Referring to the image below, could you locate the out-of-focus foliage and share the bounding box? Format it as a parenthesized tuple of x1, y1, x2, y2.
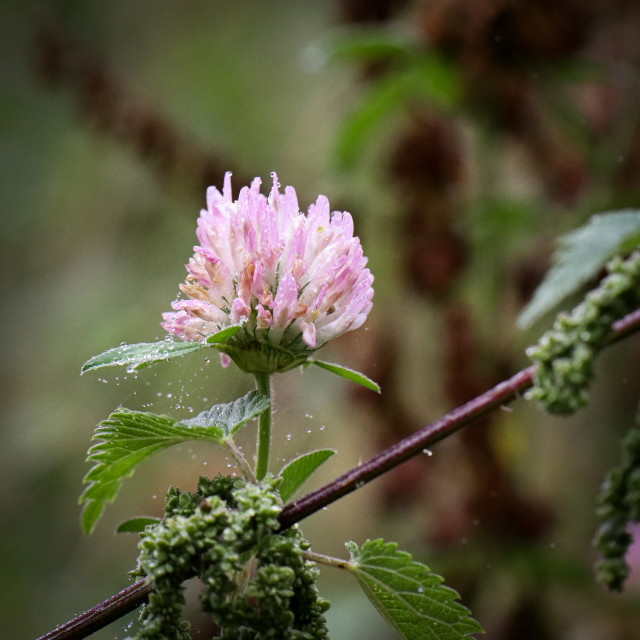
(313, 26, 462, 168)
(519, 211, 640, 328)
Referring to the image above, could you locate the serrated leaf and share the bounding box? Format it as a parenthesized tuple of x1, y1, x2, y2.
(310, 360, 380, 393)
(278, 449, 335, 502)
(79, 391, 266, 534)
(181, 390, 269, 437)
(347, 539, 483, 640)
(81, 340, 209, 374)
(81, 501, 104, 538)
(116, 517, 161, 533)
(518, 210, 640, 328)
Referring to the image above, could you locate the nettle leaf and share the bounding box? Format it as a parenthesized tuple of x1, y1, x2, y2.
(80, 391, 267, 534)
(309, 360, 380, 393)
(347, 539, 483, 640)
(116, 517, 161, 533)
(278, 449, 335, 502)
(518, 210, 640, 328)
(181, 389, 270, 438)
(81, 340, 209, 373)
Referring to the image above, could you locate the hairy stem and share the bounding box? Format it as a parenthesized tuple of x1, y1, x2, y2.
(254, 372, 272, 481)
(35, 308, 640, 640)
(223, 438, 256, 482)
(303, 549, 352, 570)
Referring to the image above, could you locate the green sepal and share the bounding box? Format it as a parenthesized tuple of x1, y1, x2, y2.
(116, 517, 161, 533)
(278, 449, 336, 502)
(346, 539, 483, 640)
(309, 360, 380, 393)
(205, 324, 243, 344)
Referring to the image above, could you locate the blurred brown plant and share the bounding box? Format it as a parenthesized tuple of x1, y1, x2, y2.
(32, 18, 252, 202)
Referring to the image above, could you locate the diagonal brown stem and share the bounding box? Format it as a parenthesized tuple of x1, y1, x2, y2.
(35, 308, 640, 640)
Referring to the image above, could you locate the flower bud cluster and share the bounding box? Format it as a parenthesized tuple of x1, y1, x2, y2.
(129, 475, 329, 639)
(526, 251, 640, 414)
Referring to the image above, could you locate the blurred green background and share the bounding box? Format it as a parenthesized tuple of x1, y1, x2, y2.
(3, 1, 640, 638)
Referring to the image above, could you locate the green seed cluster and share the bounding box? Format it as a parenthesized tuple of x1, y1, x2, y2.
(594, 414, 640, 591)
(526, 251, 640, 414)
(128, 475, 329, 639)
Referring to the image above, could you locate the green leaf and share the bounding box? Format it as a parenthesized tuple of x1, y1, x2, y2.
(205, 324, 243, 344)
(278, 449, 335, 502)
(81, 326, 243, 374)
(309, 360, 380, 393)
(79, 391, 267, 534)
(116, 517, 161, 533)
(310, 25, 418, 66)
(347, 539, 483, 640)
(81, 340, 209, 373)
(335, 56, 461, 168)
(518, 210, 640, 328)
(181, 389, 270, 437)
(80, 501, 104, 538)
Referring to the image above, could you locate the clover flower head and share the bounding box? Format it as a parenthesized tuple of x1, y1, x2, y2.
(161, 172, 374, 374)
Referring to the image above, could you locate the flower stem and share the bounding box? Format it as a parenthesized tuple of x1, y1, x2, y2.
(254, 372, 272, 481)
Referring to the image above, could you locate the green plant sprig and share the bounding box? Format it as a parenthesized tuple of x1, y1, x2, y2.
(129, 475, 329, 640)
(526, 250, 640, 414)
